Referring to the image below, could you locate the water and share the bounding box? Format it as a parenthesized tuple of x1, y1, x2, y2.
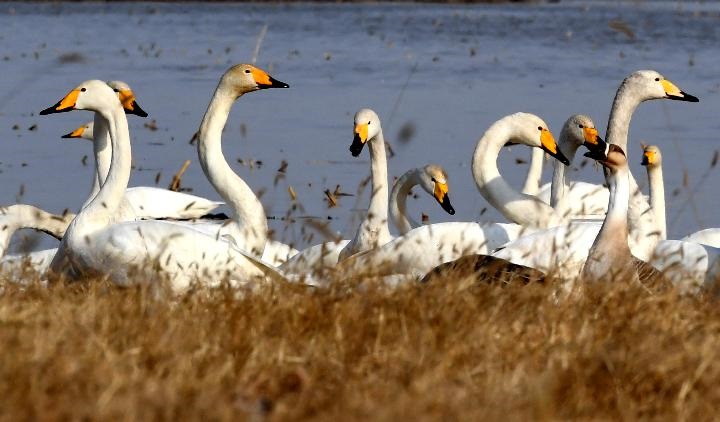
(1, 1, 718, 252)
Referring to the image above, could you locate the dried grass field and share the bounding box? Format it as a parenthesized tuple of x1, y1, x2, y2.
(1, 273, 718, 420)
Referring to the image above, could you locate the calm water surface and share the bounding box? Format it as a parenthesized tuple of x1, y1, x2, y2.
(0, 1, 719, 251)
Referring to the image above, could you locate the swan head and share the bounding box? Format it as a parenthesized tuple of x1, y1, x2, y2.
(61, 121, 94, 140)
(40, 80, 119, 115)
(561, 114, 606, 154)
(641, 145, 662, 167)
(584, 143, 627, 173)
(624, 70, 699, 103)
(107, 80, 148, 117)
(419, 164, 455, 215)
(506, 112, 570, 166)
(220, 64, 289, 97)
(350, 108, 381, 157)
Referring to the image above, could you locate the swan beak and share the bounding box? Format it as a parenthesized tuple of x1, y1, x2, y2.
(641, 150, 654, 166)
(582, 127, 608, 153)
(350, 123, 369, 157)
(39, 89, 80, 115)
(61, 125, 85, 139)
(662, 79, 699, 102)
(118, 89, 148, 117)
(540, 128, 570, 166)
(251, 67, 289, 89)
(434, 182, 455, 215)
(584, 142, 611, 162)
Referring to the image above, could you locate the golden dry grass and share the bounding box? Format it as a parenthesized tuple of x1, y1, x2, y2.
(0, 276, 719, 421)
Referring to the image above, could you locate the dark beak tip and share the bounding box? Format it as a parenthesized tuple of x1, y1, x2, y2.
(39, 107, 53, 115)
(61, 134, 72, 139)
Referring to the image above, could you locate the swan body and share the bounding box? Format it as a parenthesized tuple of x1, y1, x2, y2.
(649, 240, 720, 293)
(43, 69, 288, 290)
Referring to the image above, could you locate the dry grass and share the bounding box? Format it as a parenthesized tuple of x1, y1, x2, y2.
(0, 275, 719, 421)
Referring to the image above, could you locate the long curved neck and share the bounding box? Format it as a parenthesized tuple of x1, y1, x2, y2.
(606, 81, 642, 152)
(0, 205, 72, 256)
(522, 148, 544, 196)
(389, 169, 421, 235)
(647, 164, 666, 240)
(549, 129, 582, 207)
(472, 121, 558, 228)
(197, 84, 267, 257)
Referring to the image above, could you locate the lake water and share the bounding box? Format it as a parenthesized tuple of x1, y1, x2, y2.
(1, 1, 719, 252)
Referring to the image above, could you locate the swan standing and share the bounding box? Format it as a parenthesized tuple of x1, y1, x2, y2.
(41, 74, 285, 290)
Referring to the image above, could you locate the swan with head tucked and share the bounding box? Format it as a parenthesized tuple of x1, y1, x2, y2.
(41, 70, 287, 290)
(63, 120, 225, 220)
(331, 112, 571, 280)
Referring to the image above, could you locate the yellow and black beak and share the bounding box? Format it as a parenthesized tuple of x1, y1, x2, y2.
(539, 128, 570, 166)
(350, 123, 369, 157)
(39, 89, 80, 115)
(118, 89, 148, 117)
(584, 142, 611, 163)
(641, 150, 654, 166)
(662, 79, 699, 102)
(433, 181, 455, 215)
(61, 125, 85, 139)
(251, 67, 289, 89)
(582, 126, 608, 154)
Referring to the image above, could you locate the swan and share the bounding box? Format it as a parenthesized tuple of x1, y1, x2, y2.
(40, 71, 287, 291)
(331, 112, 571, 280)
(641, 144, 666, 240)
(280, 164, 456, 274)
(389, 164, 455, 235)
(338, 108, 393, 259)
(536, 115, 608, 216)
(62, 120, 225, 220)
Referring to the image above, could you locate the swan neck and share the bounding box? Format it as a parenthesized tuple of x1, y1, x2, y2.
(522, 148, 544, 195)
(647, 165, 666, 240)
(549, 130, 581, 207)
(79, 106, 131, 226)
(389, 169, 421, 235)
(472, 120, 557, 227)
(606, 82, 641, 151)
(367, 130, 389, 225)
(593, 168, 631, 256)
(0, 205, 69, 256)
(197, 84, 267, 256)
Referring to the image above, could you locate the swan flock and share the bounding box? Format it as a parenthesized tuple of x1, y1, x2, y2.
(2, 65, 715, 294)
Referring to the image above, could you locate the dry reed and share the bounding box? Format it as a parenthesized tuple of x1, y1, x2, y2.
(0, 274, 719, 421)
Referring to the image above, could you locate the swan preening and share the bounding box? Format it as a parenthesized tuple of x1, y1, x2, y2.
(3, 66, 713, 295)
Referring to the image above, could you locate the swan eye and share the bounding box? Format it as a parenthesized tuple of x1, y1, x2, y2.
(244, 69, 251, 74)
(368, 121, 371, 125)
(431, 177, 436, 182)
(537, 126, 542, 131)
(578, 124, 584, 129)
(113, 88, 119, 92)
(655, 77, 660, 81)
(80, 88, 86, 92)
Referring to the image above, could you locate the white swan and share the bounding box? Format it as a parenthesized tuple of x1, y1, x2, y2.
(390, 164, 455, 235)
(521, 147, 545, 196)
(41, 72, 287, 291)
(641, 144, 666, 240)
(338, 108, 393, 259)
(62, 120, 225, 220)
(536, 114, 608, 216)
(332, 112, 570, 279)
